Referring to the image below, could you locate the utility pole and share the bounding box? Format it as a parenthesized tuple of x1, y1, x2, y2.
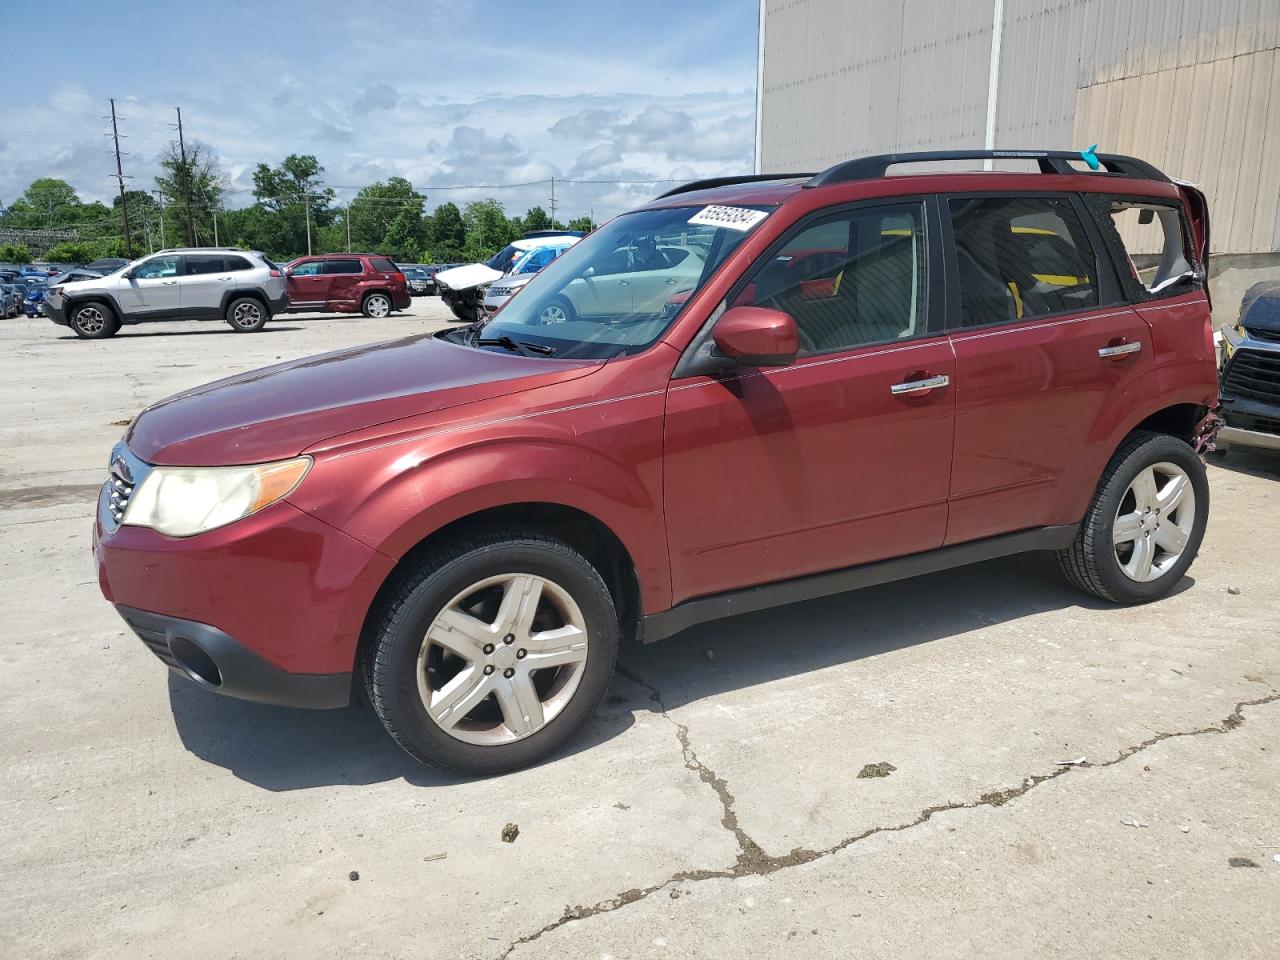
(155, 191, 166, 249)
(304, 193, 312, 255)
(212, 211, 218, 246)
(548, 177, 558, 227)
(174, 107, 196, 246)
(346, 203, 352, 252)
(109, 98, 133, 257)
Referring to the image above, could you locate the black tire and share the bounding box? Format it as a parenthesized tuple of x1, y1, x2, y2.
(537, 294, 577, 326)
(362, 292, 392, 319)
(1057, 430, 1209, 603)
(69, 301, 120, 339)
(448, 300, 476, 322)
(225, 296, 268, 332)
(362, 528, 619, 774)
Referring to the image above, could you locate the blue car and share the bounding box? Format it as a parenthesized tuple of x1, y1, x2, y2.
(21, 277, 48, 317)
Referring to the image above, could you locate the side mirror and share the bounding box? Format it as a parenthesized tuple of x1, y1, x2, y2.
(712, 306, 798, 367)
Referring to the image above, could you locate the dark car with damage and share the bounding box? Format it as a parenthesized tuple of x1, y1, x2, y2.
(1218, 281, 1280, 452)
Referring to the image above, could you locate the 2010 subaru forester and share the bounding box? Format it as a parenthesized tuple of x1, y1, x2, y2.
(94, 149, 1219, 774)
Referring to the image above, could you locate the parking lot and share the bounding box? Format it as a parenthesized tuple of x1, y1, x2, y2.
(2, 302, 1278, 959)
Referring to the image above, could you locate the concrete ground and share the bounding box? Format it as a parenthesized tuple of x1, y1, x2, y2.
(1, 300, 1278, 959)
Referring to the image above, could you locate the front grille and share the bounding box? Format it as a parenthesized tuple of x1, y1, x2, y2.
(1222, 348, 1280, 403)
(107, 461, 135, 524)
(1245, 326, 1280, 344)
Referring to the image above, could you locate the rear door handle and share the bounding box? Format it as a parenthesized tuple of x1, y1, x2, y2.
(161, 280, 178, 285)
(890, 374, 950, 396)
(1098, 341, 1142, 358)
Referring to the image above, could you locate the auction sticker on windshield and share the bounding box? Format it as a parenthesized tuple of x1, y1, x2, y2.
(687, 205, 769, 231)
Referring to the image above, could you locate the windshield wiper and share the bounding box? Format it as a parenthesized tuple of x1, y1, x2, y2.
(476, 334, 556, 357)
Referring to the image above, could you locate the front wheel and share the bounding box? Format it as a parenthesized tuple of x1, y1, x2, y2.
(70, 301, 120, 339)
(537, 295, 576, 326)
(226, 296, 268, 332)
(362, 292, 392, 318)
(363, 529, 619, 774)
(1058, 431, 1209, 603)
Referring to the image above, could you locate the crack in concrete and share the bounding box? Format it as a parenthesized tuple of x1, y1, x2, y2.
(497, 676, 1279, 960)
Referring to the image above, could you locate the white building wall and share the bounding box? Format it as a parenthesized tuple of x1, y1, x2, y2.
(759, 0, 1280, 255)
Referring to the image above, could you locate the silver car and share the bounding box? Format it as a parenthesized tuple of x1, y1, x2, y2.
(45, 248, 289, 340)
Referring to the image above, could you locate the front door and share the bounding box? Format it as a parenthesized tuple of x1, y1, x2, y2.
(287, 259, 331, 309)
(118, 255, 182, 319)
(941, 193, 1153, 543)
(663, 199, 955, 603)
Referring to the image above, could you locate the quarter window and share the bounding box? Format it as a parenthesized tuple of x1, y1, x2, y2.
(735, 202, 927, 354)
(369, 257, 397, 272)
(323, 259, 364, 275)
(1101, 200, 1195, 299)
(948, 196, 1100, 326)
(224, 255, 253, 272)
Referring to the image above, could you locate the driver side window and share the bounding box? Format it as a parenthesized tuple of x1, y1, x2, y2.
(134, 256, 179, 280)
(736, 202, 928, 354)
(290, 261, 322, 276)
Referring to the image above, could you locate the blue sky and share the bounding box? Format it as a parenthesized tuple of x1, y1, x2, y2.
(3, 0, 760, 220)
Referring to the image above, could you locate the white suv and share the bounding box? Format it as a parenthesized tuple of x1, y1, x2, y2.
(45, 248, 289, 339)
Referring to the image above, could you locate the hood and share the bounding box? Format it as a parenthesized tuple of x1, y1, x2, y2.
(1240, 281, 1280, 334)
(126, 334, 602, 465)
(436, 262, 502, 291)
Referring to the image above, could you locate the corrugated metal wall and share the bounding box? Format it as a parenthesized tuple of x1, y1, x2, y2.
(760, 0, 1280, 253)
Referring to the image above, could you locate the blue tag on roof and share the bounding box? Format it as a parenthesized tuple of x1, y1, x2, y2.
(1080, 144, 1101, 171)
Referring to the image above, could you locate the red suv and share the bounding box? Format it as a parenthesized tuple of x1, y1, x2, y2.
(94, 150, 1218, 774)
(284, 253, 410, 318)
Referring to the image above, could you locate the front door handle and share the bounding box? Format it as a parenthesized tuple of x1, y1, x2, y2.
(161, 280, 178, 285)
(890, 374, 951, 396)
(1098, 341, 1142, 359)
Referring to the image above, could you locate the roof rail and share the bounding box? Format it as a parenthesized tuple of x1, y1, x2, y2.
(655, 173, 816, 199)
(806, 150, 1170, 187)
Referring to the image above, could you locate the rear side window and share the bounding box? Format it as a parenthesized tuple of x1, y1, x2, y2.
(224, 255, 253, 272)
(369, 257, 397, 273)
(1099, 199, 1195, 300)
(183, 256, 224, 275)
(736, 201, 927, 354)
(948, 196, 1100, 326)
(323, 259, 364, 275)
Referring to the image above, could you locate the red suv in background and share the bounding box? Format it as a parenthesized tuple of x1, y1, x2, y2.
(284, 253, 410, 318)
(94, 150, 1218, 775)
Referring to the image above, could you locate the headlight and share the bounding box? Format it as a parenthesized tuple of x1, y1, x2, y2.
(123, 457, 311, 537)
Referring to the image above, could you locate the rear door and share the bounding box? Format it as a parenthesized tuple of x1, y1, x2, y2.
(323, 257, 365, 307)
(664, 198, 955, 601)
(942, 193, 1152, 544)
(287, 258, 330, 308)
(179, 254, 230, 319)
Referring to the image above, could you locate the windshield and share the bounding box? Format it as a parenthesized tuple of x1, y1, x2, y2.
(475, 204, 772, 359)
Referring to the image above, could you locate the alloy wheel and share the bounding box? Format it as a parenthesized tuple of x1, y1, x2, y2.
(539, 304, 567, 324)
(1112, 461, 1196, 582)
(75, 306, 105, 334)
(416, 573, 589, 745)
(232, 302, 262, 328)
(367, 295, 390, 318)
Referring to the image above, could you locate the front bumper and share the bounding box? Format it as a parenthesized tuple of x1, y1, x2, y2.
(94, 474, 396, 704)
(117, 605, 352, 708)
(1219, 325, 1280, 450)
(45, 300, 69, 326)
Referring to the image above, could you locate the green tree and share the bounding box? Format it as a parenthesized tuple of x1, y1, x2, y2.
(522, 206, 553, 232)
(0, 179, 82, 229)
(566, 216, 596, 233)
(249, 154, 335, 256)
(155, 141, 227, 246)
(426, 201, 466, 261)
(0, 243, 32, 263)
(44, 241, 97, 263)
(462, 198, 514, 261)
(348, 177, 424, 249)
(382, 207, 425, 260)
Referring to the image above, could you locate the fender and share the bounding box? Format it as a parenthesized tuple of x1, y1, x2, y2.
(63, 290, 126, 322)
(218, 286, 269, 316)
(1051, 379, 1215, 524)
(288, 405, 673, 614)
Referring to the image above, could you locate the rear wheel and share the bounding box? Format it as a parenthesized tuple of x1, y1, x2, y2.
(1058, 431, 1209, 603)
(537, 295, 576, 326)
(362, 292, 392, 318)
(225, 296, 268, 332)
(69, 301, 120, 339)
(363, 529, 619, 774)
